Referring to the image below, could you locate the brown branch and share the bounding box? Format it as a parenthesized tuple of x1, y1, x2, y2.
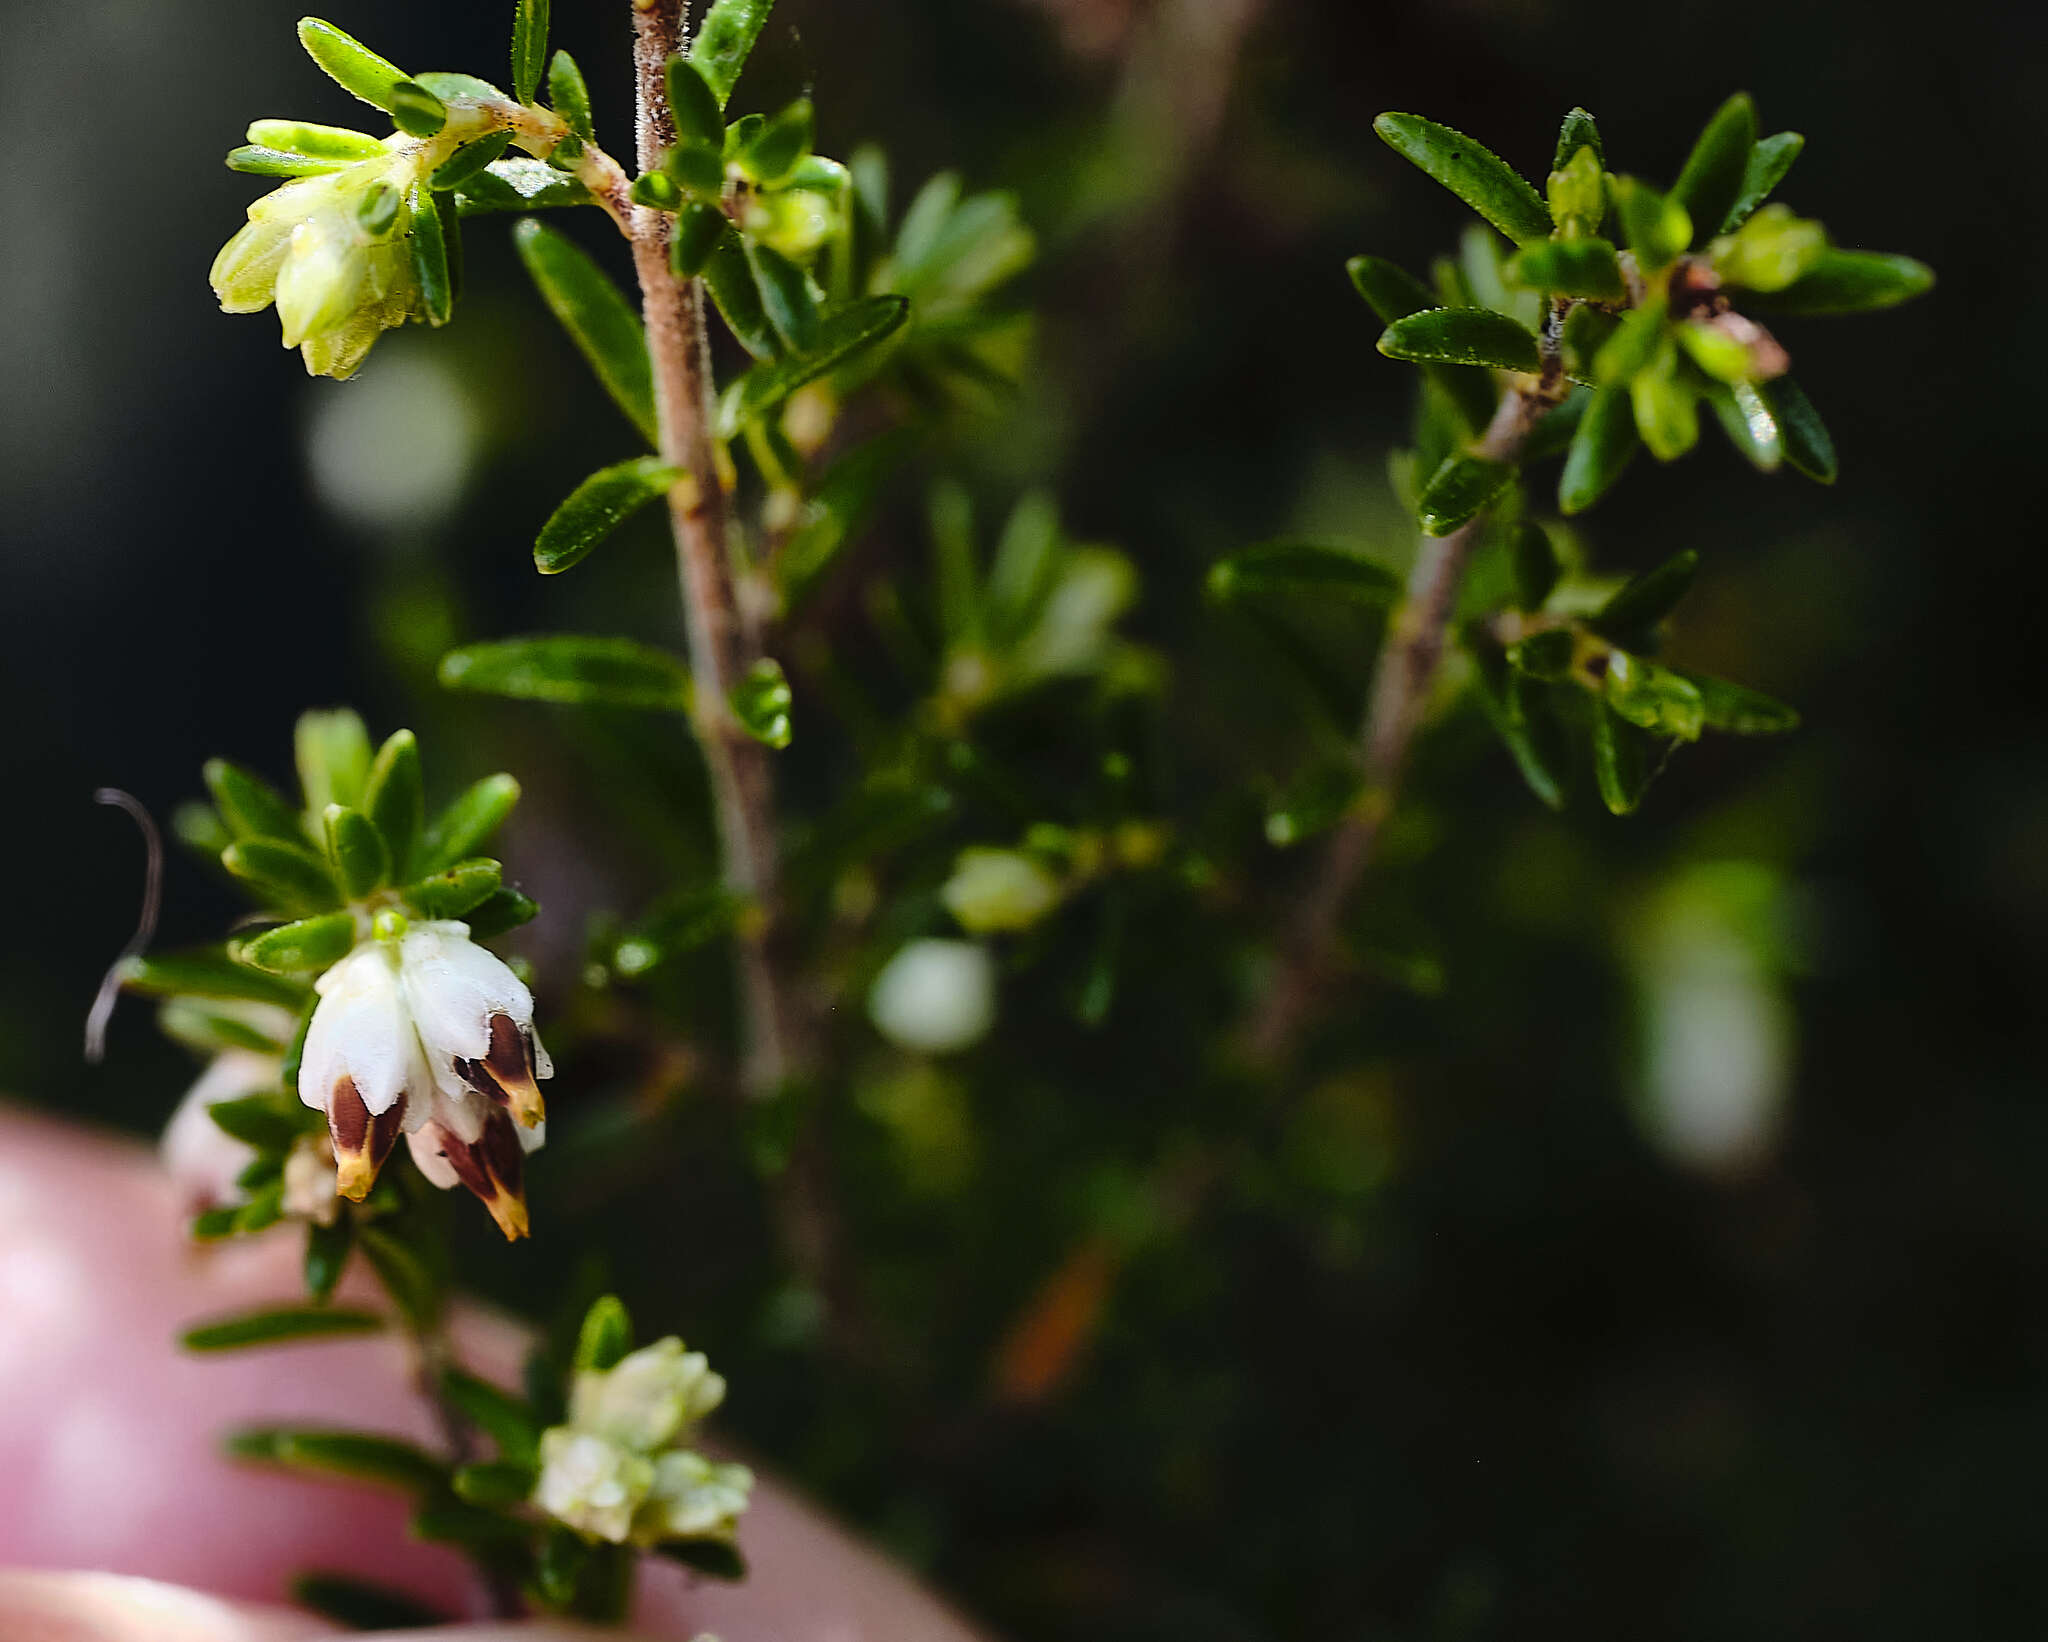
(1243, 320, 1569, 1070)
(627, 1, 808, 1100)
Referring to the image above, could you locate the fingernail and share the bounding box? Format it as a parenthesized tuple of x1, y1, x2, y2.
(0, 1570, 335, 1642)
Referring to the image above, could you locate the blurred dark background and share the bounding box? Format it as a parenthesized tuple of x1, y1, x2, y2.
(6, 0, 2047, 1636)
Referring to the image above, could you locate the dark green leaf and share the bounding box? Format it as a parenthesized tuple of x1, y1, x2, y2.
(1722, 131, 1804, 233)
(1680, 670, 1802, 734)
(205, 1091, 319, 1151)
(575, 1294, 633, 1371)
(456, 157, 591, 215)
(703, 228, 780, 361)
(229, 1426, 446, 1491)
(1262, 760, 1364, 848)
(511, 0, 549, 103)
(1506, 627, 1575, 679)
(362, 730, 423, 883)
(412, 1494, 530, 1546)
(612, 885, 743, 977)
(1504, 237, 1623, 300)
(431, 130, 514, 192)
(1522, 384, 1589, 463)
(387, 79, 447, 138)
(440, 635, 693, 711)
(746, 242, 821, 354)
(1590, 301, 1666, 387)
(1745, 248, 1934, 314)
(183, 1307, 383, 1351)
(1377, 307, 1540, 372)
(689, 0, 775, 109)
(1416, 454, 1516, 537)
(535, 1523, 592, 1608)
(407, 183, 452, 326)
(223, 838, 340, 915)
(1558, 386, 1640, 513)
(1206, 540, 1401, 606)
(159, 1000, 292, 1056)
(192, 1206, 242, 1241)
(730, 657, 794, 748)
(356, 1225, 444, 1332)
(1604, 651, 1706, 741)
(454, 1460, 537, 1505)
(420, 774, 521, 875)
(1592, 699, 1663, 815)
(1345, 254, 1435, 323)
(1762, 376, 1836, 483)
(1591, 548, 1698, 641)
(671, 201, 727, 276)
(1705, 380, 1782, 472)
(512, 218, 657, 445)
(742, 98, 813, 185)
(1511, 521, 1560, 611)
(1552, 106, 1604, 171)
(655, 1539, 748, 1581)
(1667, 93, 1755, 251)
(292, 1574, 449, 1633)
(547, 49, 593, 140)
(321, 805, 387, 898)
(665, 55, 724, 148)
(439, 1367, 542, 1465)
(204, 759, 303, 842)
(239, 911, 357, 976)
(463, 888, 540, 939)
(304, 1218, 353, 1304)
(631, 169, 685, 210)
(1373, 112, 1552, 245)
(716, 296, 911, 438)
(1468, 637, 1567, 810)
(233, 1184, 285, 1234)
(1630, 355, 1700, 461)
(296, 18, 406, 110)
(121, 947, 310, 1007)
(535, 457, 683, 575)
(401, 857, 503, 920)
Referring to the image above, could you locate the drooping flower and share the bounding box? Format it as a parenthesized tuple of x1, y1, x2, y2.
(211, 151, 430, 380)
(297, 919, 550, 1236)
(160, 1047, 287, 1210)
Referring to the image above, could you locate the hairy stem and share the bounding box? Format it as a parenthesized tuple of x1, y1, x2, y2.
(1245, 330, 1567, 1068)
(628, 0, 806, 1098)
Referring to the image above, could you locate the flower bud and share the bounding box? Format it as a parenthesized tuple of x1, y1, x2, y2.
(534, 1430, 653, 1543)
(643, 1451, 753, 1541)
(569, 1337, 726, 1452)
(941, 847, 1064, 935)
(1546, 144, 1605, 238)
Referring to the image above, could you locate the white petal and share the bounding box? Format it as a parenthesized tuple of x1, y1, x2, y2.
(159, 1050, 277, 1207)
(404, 1126, 461, 1191)
(398, 921, 534, 1078)
(298, 943, 419, 1117)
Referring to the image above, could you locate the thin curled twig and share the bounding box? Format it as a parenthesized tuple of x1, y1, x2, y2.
(83, 788, 163, 1064)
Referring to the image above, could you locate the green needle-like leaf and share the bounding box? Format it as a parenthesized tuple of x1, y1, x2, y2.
(463, 888, 540, 938)
(362, 730, 423, 882)
(745, 242, 822, 354)
(321, 805, 387, 898)
(1558, 386, 1640, 514)
(1512, 521, 1561, 612)
(1722, 131, 1804, 233)
(246, 120, 385, 160)
(666, 54, 724, 147)
(223, 838, 341, 915)
(227, 146, 357, 178)
(420, 774, 521, 875)
(1762, 377, 1837, 483)
(547, 49, 594, 141)
(655, 1540, 748, 1582)
(1590, 548, 1699, 642)
(1605, 651, 1706, 741)
(439, 1368, 542, 1466)
(1416, 454, 1517, 536)
(205, 759, 303, 842)
(716, 296, 910, 438)
(387, 79, 448, 138)
(1745, 249, 1934, 314)
(730, 657, 794, 748)
(511, 0, 549, 104)
(204, 1091, 320, 1150)
(229, 1427, 447, 1491)
(1346, 255, 1435, 325)
(1374, 113, 1552, 245)
(430, 131, 513, 192)
(1206, 541, 1401, 606)
(296, 18, 406, 110)
(1552, 107, 1604, 171)
(440, 635, 694, 712)
(575, 1295, 634, 1371)
(535, 457, 683, 575)
(401, 858, 504, 920)
(239, 912, 358, 976)
(1705, 380, 1782, 472)
(407, 184, 453, 326)
(742, 98, 813, 185)
(1378, 307, 1540, 372)
(1468, 639, 1568, 810)
(513, 218, 658, 445)
(454, 1460, 539, 1506)
(183, 1307, 384, 1351)
(1668, 93, 1756, 251)
(1592, 699, 1660, 816)
(703, 228, 780, 361)
(303, 1218, 353, 1304)
(689, 0, 776, 109)
(120, 947, 310, 1007)
(1681, 671, 1801, 734)
(291, 1575, 448, 1634)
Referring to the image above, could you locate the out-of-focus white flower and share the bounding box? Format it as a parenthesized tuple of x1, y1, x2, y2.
(159, 1049, 282, 1209)
(533, 1429, 653, 1544)
(645, 1451, 753, 1541)
(868, 938, 996, 1054)
(298, 920, 549, 1236)
(280, 1136, 340, 1226)
(569, 1337, 726, 1453)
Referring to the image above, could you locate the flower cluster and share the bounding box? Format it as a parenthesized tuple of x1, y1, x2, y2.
(535, 1335, 752, 1549)
(301, 917, 550, 1237)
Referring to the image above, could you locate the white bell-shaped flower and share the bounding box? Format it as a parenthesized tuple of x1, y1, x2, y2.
(161, 1048, 283, 1210)
(399, 920, 552, 1131)
(298, 941, 427, 1201)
